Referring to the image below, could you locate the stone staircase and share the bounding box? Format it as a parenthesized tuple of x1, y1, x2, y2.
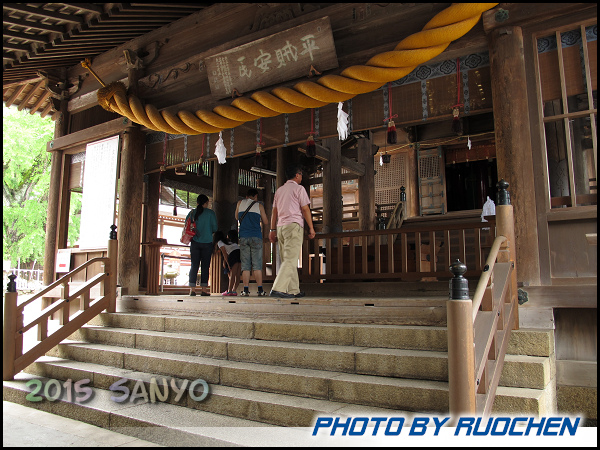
(3, 292, 556, 445)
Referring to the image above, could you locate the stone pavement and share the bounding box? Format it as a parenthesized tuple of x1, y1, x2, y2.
(3, 401, 162, 447)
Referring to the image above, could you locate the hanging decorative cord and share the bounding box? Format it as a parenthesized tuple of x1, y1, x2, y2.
(176, 134, 188, 175)
(255, 118, 264, 167)
(385, 82, 398, 144)
(451, 57, 464, 135)
(81, 4, 498, 136)
(305, 108, 316, 157)
(197, 134, 205, 176)
(159, 132, 168, 184)
(173, 188, 177, 216)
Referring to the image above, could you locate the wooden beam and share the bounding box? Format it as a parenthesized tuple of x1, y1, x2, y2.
(298, 142, 365, 177)
(310, 173, 358, 185)
(2, 16, 65, 33)
(482, 3, 596, 33)
(3, 4, 84, 24)
(46, 117, 130, 152)
(17, 79, 45, 111)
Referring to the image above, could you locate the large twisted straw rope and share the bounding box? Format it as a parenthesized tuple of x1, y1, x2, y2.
(91, 3, 498, 136)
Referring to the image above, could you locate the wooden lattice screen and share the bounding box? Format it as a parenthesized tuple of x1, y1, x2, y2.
(418, 146, 446, 215)
(374, 153, 407, 206)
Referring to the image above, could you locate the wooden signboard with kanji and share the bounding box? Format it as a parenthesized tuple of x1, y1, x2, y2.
(205, 16, 338, 99)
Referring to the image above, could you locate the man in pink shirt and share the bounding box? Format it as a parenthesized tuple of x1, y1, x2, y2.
(269, 164, 316, 298)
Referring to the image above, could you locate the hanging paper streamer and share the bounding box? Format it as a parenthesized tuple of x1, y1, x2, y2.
(467, 136, 472, 150)
(215, 131, 227, 164)
(337, 102, 349, 141)
(230, 128, 234, 158)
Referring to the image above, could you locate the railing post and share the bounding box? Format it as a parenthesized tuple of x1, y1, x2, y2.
(447, 260, 476, 419)
(3, 274, 18, 381)
(495, 180, 518, 330)
(106, 225, 118, 313)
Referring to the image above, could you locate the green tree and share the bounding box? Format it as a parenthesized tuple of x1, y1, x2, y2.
(3, 105, 55, 268)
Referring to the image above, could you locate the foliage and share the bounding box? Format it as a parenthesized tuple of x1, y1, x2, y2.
(3, 105, 55, 267)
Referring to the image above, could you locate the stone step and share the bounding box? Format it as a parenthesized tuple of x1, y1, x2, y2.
(43, 341, 450, 412)
(117, 296, 447, 325)
(69, 326, 450, 380)
(70, 324, 555, 390)
(21, 358, 428, 426)
(89, 312, 450, 350)
(90, 314, 554, 357)
(3, 374, 291, 447)
(492, 385, 555, 417)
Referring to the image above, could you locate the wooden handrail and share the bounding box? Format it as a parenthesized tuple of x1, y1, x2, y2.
(17, 257, 109, 311)
(18, 273, 109, 335)
(3, 237, 117, 381)
(471, 235, 507, 321)
(446, 197, 518, 419)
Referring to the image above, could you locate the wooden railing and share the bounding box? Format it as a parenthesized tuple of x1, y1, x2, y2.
(265, 219, 495, 282)
(447, 180, 518, 418)
(3, 234, 117, 381)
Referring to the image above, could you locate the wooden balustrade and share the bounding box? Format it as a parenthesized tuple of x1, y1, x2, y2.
(294, 219, 495, 282)
(3, 235, 117, 381)
(447, 181, 518, 418)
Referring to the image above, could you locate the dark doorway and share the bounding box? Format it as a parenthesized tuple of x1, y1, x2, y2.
(445, 159, 498, 212)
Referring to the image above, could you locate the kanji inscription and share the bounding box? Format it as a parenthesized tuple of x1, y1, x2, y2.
(205, 17, 338, 98)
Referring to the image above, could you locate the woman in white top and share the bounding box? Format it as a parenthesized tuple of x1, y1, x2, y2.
(213, 229, 241, 296)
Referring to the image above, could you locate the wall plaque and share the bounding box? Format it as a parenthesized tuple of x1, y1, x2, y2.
(205, 17, 338, 99)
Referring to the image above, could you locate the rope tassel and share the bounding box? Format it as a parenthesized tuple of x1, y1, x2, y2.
(385, 83, 398, 145)
(306, 135, 316, 158)
(387, 119, 397, 145)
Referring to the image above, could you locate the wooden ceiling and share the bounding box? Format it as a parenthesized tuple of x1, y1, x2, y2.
(3, 3, 213, 117)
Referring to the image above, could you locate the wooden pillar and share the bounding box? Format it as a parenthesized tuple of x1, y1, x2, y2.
(42, 151, 63, 288)
(357, 136, 376, 232)
(211, 157, 239, 293)
(43, 95, 69, 288)
(56, 153, 71, 250)
(322, 137, 343, 234)
(213, 157, 240, 231)
(489, 26, 541, 285)
(141, 172, 160, 288)
(262, 174, 274, 220)
(117, 125, 145, 294)
(408, 147, 419, 218)
(276, 146, 293, 188)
